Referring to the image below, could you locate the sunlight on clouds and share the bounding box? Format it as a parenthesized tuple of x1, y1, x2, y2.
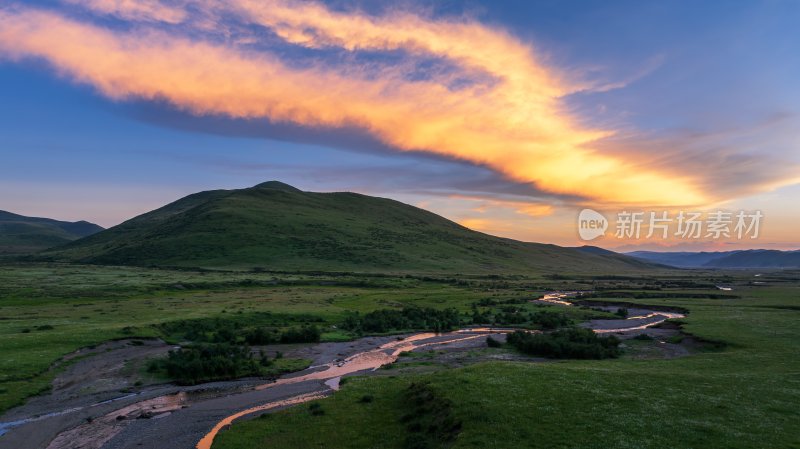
(458, 218, 506, 234)
(0, 1, 709, 206)
(451, 195, 554, 217)
(64, 0, 187, 23)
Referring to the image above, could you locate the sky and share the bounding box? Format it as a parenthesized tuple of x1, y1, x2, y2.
(0, 0, 798, 251)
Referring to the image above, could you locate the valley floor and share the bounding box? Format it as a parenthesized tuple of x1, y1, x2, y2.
(0, 264, 798, 448)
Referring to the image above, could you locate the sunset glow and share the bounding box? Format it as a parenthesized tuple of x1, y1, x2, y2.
(0, 0, 797, 250)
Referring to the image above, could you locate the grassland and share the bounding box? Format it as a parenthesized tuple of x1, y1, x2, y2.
(0, 262, 590, 412)
(214, 274, 800, 449)
(2, 262, 798, 449)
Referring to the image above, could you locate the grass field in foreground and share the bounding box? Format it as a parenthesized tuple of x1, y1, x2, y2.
(214, 283, 800, 449)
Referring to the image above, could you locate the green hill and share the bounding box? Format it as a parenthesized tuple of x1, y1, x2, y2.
(43, 182, 656, 274)
(0, 210, 103, 255)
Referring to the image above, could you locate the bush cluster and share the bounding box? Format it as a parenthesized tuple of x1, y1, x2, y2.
(157, 317, 321, 345)
(244, 325, 321, 345)
(148, 343, 271, 385)
(157, 314, 324, 344)
(506, 328, 621, 359)
(470, 308, 570, 329)
(341, 307, 461, 334)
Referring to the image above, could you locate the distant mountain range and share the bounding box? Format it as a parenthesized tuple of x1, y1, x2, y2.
(0, 210, 103, 255)
(627, 249, 800, 269)
(39, 181, 656, 273)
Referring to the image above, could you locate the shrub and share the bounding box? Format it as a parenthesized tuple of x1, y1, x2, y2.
(506, 328, 621, 359)
(147, 343, 267, 385)
(342, 307, 461, 334)
(308, 402, 325, 416)
(279, 325, 321, 343)
(486, 336, 503, 348)
(244, 327, 275, 345)
(243, 326, 321, 345)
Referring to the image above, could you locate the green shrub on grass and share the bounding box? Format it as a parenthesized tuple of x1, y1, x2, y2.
(342, 306, 461, 334)
(506, 328, 621, 359)
(486, 336, 503, 348)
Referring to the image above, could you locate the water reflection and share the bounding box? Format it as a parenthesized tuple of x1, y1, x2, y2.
(197, 329, 503, 449)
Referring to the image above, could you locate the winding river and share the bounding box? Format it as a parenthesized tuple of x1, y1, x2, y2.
(195, 293, 684, 449)
(0, 293, 685, 449)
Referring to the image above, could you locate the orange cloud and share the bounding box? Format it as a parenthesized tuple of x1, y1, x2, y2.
(451, 194, 554, 217)
(64, 0, 187, 23)
(0, 1, 707, 206)
(457, 218, 511, 234)
(515, 204, 555, 217)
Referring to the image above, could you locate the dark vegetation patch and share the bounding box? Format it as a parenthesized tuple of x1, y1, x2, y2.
(505, 328, 621, 359)
(649, 320, 728, 351)
(761, 305, 800, 312)
(308, 402, 325, 416)
(470, 306, 571, 329)
(574, 300, 689, 315)
(582, 291, 738, 300)
(341, 307, 461, 334)
(244, 325, 321, 345)
(400, 382, 461, 449)
(147, 343, 267, 385)
(156, 313, 323, 344)
(486, 336, 503, 348)
(146, 343, 305, 385)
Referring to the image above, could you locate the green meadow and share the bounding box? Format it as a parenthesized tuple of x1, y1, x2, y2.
(1, 263, 798, 449)
(213, 277, 800, 449)
(0, 262, 576, 412)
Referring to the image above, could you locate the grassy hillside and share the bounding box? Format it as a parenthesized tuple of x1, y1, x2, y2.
(0, 210, 103, 255)
(43, 182, 654, 274)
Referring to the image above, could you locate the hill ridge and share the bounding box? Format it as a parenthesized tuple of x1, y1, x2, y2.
(0, 210, 104, 255)
(44, 182, 657, 274)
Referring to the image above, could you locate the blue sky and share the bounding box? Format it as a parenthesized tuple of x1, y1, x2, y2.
(0, 0, 797, 249)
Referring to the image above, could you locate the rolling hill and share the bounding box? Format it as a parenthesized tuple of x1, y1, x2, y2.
(0, 210, 103, 255)
(628, 249, 800, 269)
(43, 181, 658, 273)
